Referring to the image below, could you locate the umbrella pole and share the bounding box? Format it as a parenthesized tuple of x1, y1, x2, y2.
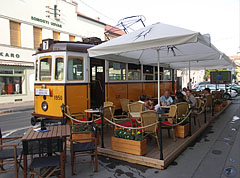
(157, 49, 160, 105)
(188, 61, 191, 89)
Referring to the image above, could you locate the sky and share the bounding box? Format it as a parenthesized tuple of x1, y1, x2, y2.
(76, 0, 240, 56)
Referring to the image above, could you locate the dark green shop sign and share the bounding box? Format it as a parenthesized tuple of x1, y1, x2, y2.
(31, 16, 62, 28)
(0, 52, 20, 58)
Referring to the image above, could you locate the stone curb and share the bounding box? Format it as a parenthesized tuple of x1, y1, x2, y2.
(0, 107, 34, 115)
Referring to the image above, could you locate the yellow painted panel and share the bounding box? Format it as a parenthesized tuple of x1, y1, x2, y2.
(66, 85, 88, 114)
(108, 83, 127, 109)
(128, 83, 142, 102)
(34, 85, 65, 117)
(143, 83, 155, 98)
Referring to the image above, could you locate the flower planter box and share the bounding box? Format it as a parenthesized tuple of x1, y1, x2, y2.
(111, 136, 147, 156)
(222, 101, 227, 107)
(72, 131, 99, 145)
(176, 123, 190, 138)
(214, 104, 222, 112)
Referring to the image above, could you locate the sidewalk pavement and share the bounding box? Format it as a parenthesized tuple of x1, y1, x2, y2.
(0, 100, 34, 114)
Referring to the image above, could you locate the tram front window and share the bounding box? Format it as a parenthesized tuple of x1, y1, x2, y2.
(55, 57, 64, 80)
(68, 57, 83, 80)
(40, 57, 52, 81)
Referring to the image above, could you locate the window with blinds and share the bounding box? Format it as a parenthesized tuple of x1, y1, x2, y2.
(69, 35, 75, 42)
(33, 27, 42, 50)
(10, 21, 21, 47)
(53, 31, 60, 40)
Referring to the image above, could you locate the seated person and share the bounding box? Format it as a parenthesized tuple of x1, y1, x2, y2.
(144, 98, 155, 110)
(160, 91, 173, 106)
(186, 90, 197, 108)
(203, 88, 211, 96)
(138, 94, 147, 104)
(182, 87, 188, 96)
(174, 91, 186, 104)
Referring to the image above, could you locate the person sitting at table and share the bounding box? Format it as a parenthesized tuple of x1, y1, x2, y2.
(160, 91, 173, 106)
(138, 94, 147, 104)
(203, 88, 211, 96)
(144, 98, 155, 110)
(186, 90, 197, 108)
(182, 87, 188, 96)
(174, 91, 186, 104)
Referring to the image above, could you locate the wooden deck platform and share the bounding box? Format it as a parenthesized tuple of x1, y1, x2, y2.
(97, 101, 232, 169)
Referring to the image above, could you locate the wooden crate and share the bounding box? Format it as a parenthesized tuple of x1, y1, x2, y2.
(214, 104, 222, 112)
(176, 123, 189, 138)
(111, 137, 147, 156)
(222, 101, 227, 107)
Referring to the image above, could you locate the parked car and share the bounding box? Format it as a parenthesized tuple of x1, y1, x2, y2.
(194, 84, 238, 99)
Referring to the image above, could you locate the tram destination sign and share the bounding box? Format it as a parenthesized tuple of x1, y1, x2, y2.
(35, 88, 50, 96)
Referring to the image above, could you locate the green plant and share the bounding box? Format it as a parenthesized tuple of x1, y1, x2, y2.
(176, 114, 189, 125)
(114, 128, 144, 141)
(72, 124, 92, 133)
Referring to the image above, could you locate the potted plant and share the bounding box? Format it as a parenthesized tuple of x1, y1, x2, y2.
(111, 128, 147, 156)
(72, 123, 99, 144)
(176, 114, 190, 138)
(214, 99, 222, 112)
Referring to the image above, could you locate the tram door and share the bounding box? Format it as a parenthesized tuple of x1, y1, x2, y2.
(90, 58, 105, 108)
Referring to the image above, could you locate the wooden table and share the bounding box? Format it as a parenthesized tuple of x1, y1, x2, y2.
(161, 105, 170, 109)
(22, 125, 70, 178)
(84, 109, 100, 113)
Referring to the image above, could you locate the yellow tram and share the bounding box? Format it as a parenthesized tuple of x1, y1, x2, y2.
(31, 39, 176, 124)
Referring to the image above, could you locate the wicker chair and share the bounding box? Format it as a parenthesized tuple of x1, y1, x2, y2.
(192, 98, 204, 128)
(65, 105, 87, 124)
(103, 101, 114, 107)
(120, 98, 129, 115)
(140, 110, 160, 149)
(0, 129, 22, 178)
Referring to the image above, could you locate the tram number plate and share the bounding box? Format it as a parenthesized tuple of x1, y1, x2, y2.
(54, 95, 63, 100)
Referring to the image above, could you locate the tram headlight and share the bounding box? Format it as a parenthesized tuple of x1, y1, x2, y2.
(41, 101, 48, 111)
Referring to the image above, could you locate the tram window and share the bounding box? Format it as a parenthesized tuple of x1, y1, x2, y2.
(143, 65, 153, 80)
(128, 63, 141, 80)
(55, 57, 64, 80)
(109, 61, 126, 80)
(163, 68, 171, 80)
(68, 57, 83, 80)
(40, 57, 52, 81)
(35, 59, 38, 81)
(155, 67, 163, 80)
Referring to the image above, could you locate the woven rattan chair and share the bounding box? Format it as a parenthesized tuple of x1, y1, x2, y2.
(192, 98, 204, 128)
(70, 125, 98, 175)
(128, 102, 144, 113)
(120, 98, 129, 115)
(0, 129, 22, 178)
(103, 101, 114, 107)
(65, 105, 87, 124)
(176, 102, 189, 118)
(140, 110, 160, 149)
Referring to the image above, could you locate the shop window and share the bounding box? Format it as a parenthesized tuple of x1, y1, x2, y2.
(40, 57, 52, 81)
(155, 66, 163, 80)
(143, 65, 153, 80)
(128, 63, 141, 80)
(33, 27, 42, 49)
(0, 76, 23, 95)
(53, 31, 60, 41)
(109, 61, 126, 80)
(163, 68, 171, 80)
(0, 69, 13, 74)
(10, 21, 21, 47)
(69, 35, 75, 42)
(55, 57, 64, 80)
(67, 57, 83, 80)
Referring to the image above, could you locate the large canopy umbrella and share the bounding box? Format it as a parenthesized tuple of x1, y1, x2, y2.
(88, 22, 224, 104)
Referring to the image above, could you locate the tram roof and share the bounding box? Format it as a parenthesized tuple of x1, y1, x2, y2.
(34, 39, 98, 55)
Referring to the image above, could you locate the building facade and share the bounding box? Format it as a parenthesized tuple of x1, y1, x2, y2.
(0, 0, 106, 103)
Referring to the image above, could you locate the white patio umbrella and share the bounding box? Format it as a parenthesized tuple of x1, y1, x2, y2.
(88, 22, 224, 104)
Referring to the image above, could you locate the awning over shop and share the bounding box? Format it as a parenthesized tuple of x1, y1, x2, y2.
(0, 59, 34, 67)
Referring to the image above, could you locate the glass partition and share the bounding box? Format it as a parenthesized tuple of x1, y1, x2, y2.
(109, 61, 126, 80)
(55, 57, 64, 80)
(40, 57, 52, 81)
(128, 63, 141, 80)
(67, 57, 83, 80)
